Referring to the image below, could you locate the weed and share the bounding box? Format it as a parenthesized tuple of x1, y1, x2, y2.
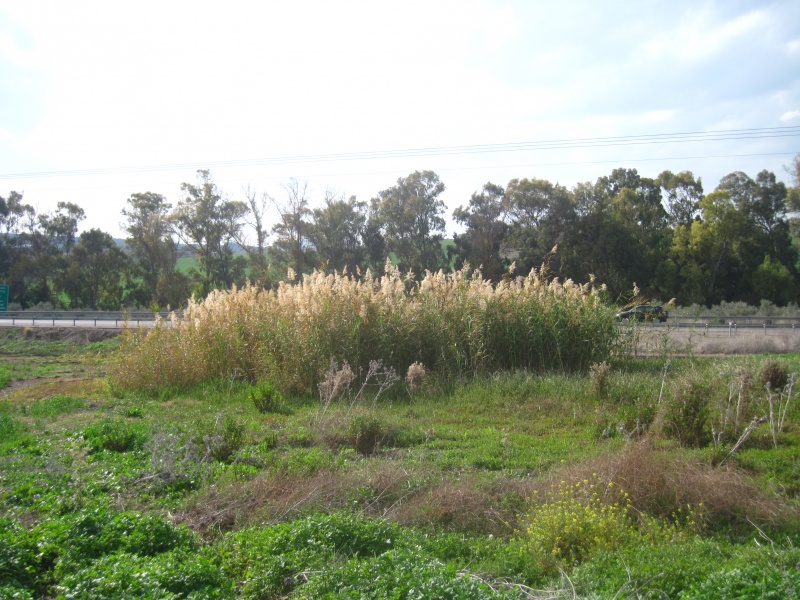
(589, 361, 611, 400)
(405, 361, 427, 396)
(82, 419, 147, 453)
(110, 265, 616, 395)
(759, 358, 789, 391)
(520, 476, 635, 574)
(663, 378, 711, 447)
(248, 380, 287, 415)
(347, 412, 387, 456)
(27, 395, 88, 420)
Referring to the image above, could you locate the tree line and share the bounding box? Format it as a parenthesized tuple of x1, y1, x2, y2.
(1, 158, 799, 310)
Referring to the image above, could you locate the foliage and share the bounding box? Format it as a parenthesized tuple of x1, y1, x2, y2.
(663, 378, 712, 447)
(370, 170, 449, 273)
(172, 169, 248, 295)
(248, 380, 287, 414)
(519, 477, 635, 574)
(346, 412, 387, 455)
(294, 549, 515, 599)
(681, 561, 800, 600)
(55, 549, 232, 599)
(759, 358, 789, 391)
(82, 418, 148, 453)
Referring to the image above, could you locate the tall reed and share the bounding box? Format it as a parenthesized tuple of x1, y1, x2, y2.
(110, 263, 617, 394)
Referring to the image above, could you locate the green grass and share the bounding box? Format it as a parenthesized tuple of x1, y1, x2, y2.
(1, 339, 799, 598)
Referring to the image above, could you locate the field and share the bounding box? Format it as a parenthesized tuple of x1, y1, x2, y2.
(1, 268, 799, 598)
(1, 316, 799, 599)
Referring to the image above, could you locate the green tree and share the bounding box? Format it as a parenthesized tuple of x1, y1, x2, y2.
(122, 192, 188, 308)
(656, 170, 703, 227)
(58, 229, 130, 309)
(173, 170, 248, 294)
(38, 201, 85, 253)
(452, 182, 508, 281)
(504, 178, 576, 276)
(309, 193, 368, 274)
(370, 170, 448, 273)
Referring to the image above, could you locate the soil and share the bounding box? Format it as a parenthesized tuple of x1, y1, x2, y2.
(7, 326, 121, 344)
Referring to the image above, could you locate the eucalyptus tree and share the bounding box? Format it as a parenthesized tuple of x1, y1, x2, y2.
(122, 192, 188, 307)
(309, 192, 368, 274)
(369, 170, 448, 274)
(58, 229, 130, 310)
(452, 182, 508, 281)
(173, 170, 248, 293)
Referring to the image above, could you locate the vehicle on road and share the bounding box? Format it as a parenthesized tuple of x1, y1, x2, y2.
(615, 304, 668, 323)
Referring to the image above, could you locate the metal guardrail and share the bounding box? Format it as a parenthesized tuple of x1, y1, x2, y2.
(0, 311, 176, 328)
(2, 311, 800, 330)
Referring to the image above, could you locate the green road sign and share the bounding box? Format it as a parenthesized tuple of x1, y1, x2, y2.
(0, 284, 8, 311)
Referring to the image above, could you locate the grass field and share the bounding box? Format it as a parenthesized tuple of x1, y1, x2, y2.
(1, 328, 799, 598)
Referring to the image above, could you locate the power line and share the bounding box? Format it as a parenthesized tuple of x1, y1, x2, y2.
(10, 151, 798, 195)
(2, 126, 798, 180)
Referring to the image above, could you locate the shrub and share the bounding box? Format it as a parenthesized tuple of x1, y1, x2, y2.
(205, 415, 247, 463)
(759, 359, 789, 391)
(347, 412, 387, 455)
(519, 477, 635, 574)
(248, 380, 287, 414)
(82, 419, 147, 453)
(664, 379, 711, 447)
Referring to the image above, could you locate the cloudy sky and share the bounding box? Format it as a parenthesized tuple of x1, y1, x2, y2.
(0, 0, 798, 239)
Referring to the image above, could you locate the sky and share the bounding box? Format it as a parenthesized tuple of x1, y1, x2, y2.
(0, 0, 799, 241)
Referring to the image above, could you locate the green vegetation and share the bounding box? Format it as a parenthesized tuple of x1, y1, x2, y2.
(4, 160, 800, 311)
(1, 331, 799, 598)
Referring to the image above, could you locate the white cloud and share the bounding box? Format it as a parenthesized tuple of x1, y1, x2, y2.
(780, 110, 800, 122)
(642, 8, 766, 62)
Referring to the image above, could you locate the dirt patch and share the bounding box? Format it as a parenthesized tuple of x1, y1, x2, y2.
(10, 327, 121, 344)
(1, 377, 108, 401)
(628, 326, 800, 356)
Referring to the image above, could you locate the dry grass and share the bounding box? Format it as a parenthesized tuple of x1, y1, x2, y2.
(548, 442, 796, 528)
(110, 263, 616, 394)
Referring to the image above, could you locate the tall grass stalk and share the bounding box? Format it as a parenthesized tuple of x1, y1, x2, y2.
(110, 263, 617, 394)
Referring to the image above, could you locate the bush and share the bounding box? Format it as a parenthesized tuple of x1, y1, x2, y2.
(248, 380, 287, 414)
(347, 412, 387, 456)
(664, 379, 711, 447)
(519, 477, 635, 575)
(82, 419, 147, 453)
(759, 359, 789, 391)
(206, 415, 246, 463)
